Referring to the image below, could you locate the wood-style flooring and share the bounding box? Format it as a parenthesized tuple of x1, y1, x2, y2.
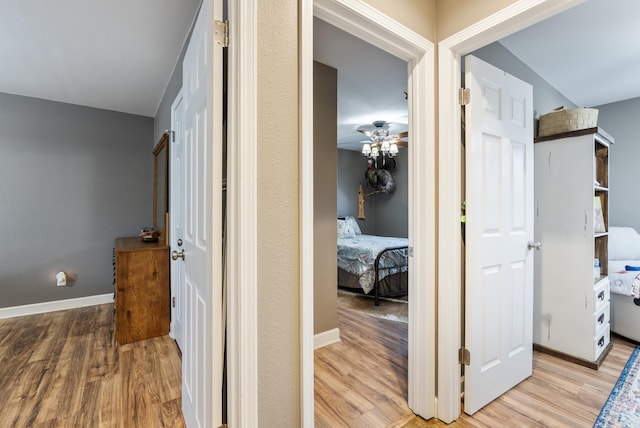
(315, 307, 637, 428)
(0, 304, 184, 427)
(1, 302, 635, 427)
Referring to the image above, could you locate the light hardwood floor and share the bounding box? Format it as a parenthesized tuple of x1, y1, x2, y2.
(0, 304, 184, 427)
(315, 307, 637, 428)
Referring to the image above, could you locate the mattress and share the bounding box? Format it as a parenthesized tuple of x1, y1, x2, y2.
(337, 234, 408, 294)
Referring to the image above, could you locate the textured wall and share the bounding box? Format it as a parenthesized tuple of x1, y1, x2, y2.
(365, 0, 436, 41)
(0, 92, 153, 308)
(436, 0, 518, 40)
(257, 0, 300, 425)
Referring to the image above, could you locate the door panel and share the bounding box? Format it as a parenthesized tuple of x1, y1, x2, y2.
(179, 0, 224, 426)
(464, 55, 534, 415)
(170, 90, 185, 351)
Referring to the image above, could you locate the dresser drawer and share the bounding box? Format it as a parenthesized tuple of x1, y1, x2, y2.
(594, 301, 610, 334)
(593, 323, 610, 360)
(594, 277, 610, 311)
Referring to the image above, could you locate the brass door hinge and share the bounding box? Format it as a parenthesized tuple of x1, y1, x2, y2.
(214, 20, 229, 47)
(459, 348, 471, 366)
(459, 88, 470, 106)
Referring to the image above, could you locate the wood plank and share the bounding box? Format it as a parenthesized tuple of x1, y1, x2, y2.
(315, 307, 637, 427)
(0, 304, 184, 426)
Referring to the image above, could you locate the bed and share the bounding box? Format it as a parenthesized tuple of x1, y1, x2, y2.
(337, 216, 408, 305)
(607, 226, 640, 342)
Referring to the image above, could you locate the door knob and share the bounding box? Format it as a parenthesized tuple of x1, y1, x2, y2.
(172, 249, 185, 260)
(527, 241, 542, 250)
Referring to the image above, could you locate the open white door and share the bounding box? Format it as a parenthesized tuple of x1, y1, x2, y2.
(174, 0, 224, 426)
(170, 89, 185, 351)
(464, 55, 534, 415)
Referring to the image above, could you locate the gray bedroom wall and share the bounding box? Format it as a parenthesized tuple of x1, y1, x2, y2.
(595, 98, 640, 232)
(373, 148, 408, 238)
(337, 148, 408, 237)
(469, 42, 577, 123)
(338, 149, 374, 234)
(0, 92, 153, 308)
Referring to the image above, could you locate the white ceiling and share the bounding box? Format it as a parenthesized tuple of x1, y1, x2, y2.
(0, 0, 201, 117)
(499, 0, 640, 108)
(2, 0, 634, 126)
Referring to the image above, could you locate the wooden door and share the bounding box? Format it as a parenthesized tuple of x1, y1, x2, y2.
(464, 55, 534, 415)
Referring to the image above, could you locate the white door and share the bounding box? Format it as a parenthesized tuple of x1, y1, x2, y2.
(464, 55, 534, 415)
(170, 89, 185, 351)
(177, 0, 224, 425)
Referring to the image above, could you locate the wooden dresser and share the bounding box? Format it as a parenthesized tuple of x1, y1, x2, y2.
(114, 237, 170, 345)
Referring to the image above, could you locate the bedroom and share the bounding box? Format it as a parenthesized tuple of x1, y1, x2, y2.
(312, 0, 640, 424)
(312, 11, 417, 424)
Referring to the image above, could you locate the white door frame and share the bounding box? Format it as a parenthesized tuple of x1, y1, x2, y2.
(437, 0, 586, 422)
(302, 0, 436, 424)
(226, 1, 259, 427)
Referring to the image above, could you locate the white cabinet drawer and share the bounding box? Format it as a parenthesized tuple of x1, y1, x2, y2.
(594, 323, 610, 360)
(594, 301, 610, 334)
(594, 277, 610, 311)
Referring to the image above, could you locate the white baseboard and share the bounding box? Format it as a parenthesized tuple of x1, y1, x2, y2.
(0, 293, 114, 319)
(314, 327, 341, 349)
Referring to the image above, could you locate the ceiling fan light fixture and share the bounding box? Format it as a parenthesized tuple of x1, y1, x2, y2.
(362, 143, 371, 156)
(389, 142, 399, 156)
(381, 140, 390, 153)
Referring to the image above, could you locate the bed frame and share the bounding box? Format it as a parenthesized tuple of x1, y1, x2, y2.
(338, 245, 409, 306)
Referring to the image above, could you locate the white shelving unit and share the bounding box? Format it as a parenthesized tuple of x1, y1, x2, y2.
(533, 127, 613, 369)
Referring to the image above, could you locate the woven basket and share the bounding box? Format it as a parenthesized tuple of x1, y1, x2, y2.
(538, 107, 598, 137)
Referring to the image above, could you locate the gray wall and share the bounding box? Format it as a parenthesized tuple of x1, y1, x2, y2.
(595, 98, 640, 232)
(0, 92, 154, 308)
(154, 51, 187, 143)
(313, 61, 338, 335)
(337, 148, 408, 238)
(469, 42, 577, 124)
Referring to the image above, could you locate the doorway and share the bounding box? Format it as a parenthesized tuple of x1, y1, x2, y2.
(301, 0, 436, 422)
(437, 0, 586, 422)
(313, 16, 411, 424)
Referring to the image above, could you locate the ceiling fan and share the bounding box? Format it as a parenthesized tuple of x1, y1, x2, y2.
(357, 120, 408, 160)
(357, 121, 408, 194)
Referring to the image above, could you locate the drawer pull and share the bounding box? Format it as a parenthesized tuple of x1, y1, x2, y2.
(598, 336, 605, 347)
(598, 313, 605, 324)
(598, 291, 605, 301)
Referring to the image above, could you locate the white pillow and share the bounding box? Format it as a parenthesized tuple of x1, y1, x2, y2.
(344, 216, 362, 235)
(337, 219, 356, 239)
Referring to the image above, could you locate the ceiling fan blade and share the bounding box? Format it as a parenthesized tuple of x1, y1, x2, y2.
(389, 131, 408, 139)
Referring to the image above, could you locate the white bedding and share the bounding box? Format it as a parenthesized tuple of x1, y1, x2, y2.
(337, 234, 408, 294)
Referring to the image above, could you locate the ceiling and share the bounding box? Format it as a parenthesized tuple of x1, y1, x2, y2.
(316, 0, 639, 151)
(499, 0, 640, 108)
(2, 0, 635, 127)
(0, 0, 201, 117)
